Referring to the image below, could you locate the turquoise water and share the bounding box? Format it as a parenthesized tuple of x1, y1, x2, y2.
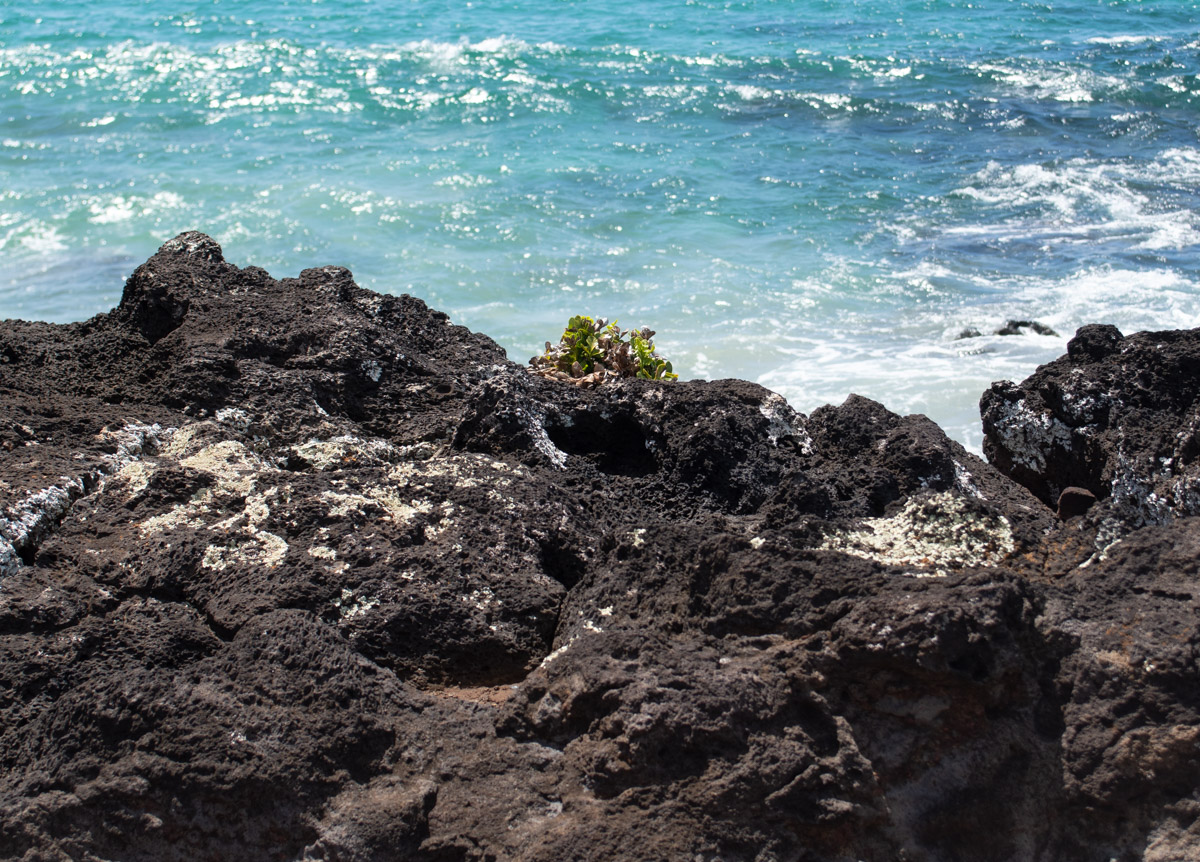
(3, 1, 1199, 448)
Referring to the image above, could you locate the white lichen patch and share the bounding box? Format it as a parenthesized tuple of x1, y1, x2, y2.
(361, 359, 383, 383)
(201, 530, 288, 572)
(215, 407, 252, 432)
(422, 501, 455, 541)
(486, 487, 519, 515)
(140, 435, 285, 538)
(180, 441, 269, 497)
(462, 586, 497, 612)
(750, 536, 766, 550)
(160, 423, 218, 460)
(114, 460, 156, 499)
(989, 397, 1074, 472)
(532, 422, 568, 469)
(139, 498, 211, 534)
(333, 588, 380, 621)
(242, 488, 276, 530)
(630, 528, 647, 548)
(97, 422, 175, 471)
(0, 477, 87, 575)
(308, 545, 339, 560)
(210, 487, 277, 533)
(386, 452, 525, 490)
(820, 490, 1016, 574)
(537, 638, 577, 670)
(320, 491, 374, 519)
(370, 488, 434, 523)
(320, 485, 436, 527)
(291, 435, 401, 471)
(952, 460, 983, 499)
(759, 392, 814, 454)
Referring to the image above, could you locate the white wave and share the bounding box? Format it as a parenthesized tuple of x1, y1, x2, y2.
(1015, 267, 1200, 334)
(0, 35, 558, 121)
(888, 260, 992, 291)
(458, 87, 490, 105)
(1158, 75, 1192, 94)
(729, 84, 772, 101)
(89, 197, 136, 224)
(969, 60, 1123, 103)
(502, 70, 539, 86)
(15, 224, 68, 254)
(750, 257, 1200, 453)
(1085, 35, 1165, 46)
(760, 334, 1063, 454)
(83, 191, 185, 225)
(758, 176, 803, 188)
(434, 173, 493, 189)
(375, 35, 545, 66)
(947, 149, 1200, 252)
(1, 138, 49, 150)
(471, 36, 521, 54)
(802, 92, 852, 110)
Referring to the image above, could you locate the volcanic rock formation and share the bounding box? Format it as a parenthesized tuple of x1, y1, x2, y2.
(1, 233, 1197, 861)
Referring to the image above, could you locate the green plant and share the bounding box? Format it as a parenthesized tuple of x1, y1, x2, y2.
(629, 329, 676, 380)
(529, 316, 678, 386)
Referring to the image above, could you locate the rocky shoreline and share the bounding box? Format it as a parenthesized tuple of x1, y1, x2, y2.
(2, 233, 1198, 861)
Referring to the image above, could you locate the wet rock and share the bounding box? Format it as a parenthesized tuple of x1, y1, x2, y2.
(995, 319, 1059, 337)
(981, 324, 1200, 547)
(1, 233, 1198, 861)
(955, 320, 1058, 339)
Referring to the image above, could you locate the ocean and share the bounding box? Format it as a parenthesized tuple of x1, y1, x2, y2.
(3, 0, 1198, 450)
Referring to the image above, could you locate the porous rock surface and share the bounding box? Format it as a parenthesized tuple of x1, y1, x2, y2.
(0, 233, 1196, 861)
(982, 323, 1200, 550)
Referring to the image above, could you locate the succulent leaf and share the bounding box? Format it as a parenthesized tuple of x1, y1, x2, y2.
(529, 315, 679, 386)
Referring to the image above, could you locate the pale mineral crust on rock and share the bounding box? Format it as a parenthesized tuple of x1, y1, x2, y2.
(982, 323, 1200, 548)
(0, 233, 1196, 861)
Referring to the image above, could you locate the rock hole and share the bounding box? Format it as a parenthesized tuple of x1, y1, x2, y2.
(538, 536, 586, 589)
(546, 412, 656, 477)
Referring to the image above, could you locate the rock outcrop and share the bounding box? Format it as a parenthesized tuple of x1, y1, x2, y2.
(982, 323, 1200, 549)
(1, 233, 1197, 861)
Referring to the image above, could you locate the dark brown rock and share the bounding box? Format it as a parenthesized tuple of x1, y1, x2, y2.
(1057, 486, 1098, 520)
(995, 319, 1059, 337)
(1, 234, 1198, 861)
(981, 323, 1200, 548)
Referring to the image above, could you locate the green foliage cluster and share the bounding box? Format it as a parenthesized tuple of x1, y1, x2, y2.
(529, 315, 679, 386)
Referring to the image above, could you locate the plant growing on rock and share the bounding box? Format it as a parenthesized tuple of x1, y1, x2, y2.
(529, 315, 678, 386)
